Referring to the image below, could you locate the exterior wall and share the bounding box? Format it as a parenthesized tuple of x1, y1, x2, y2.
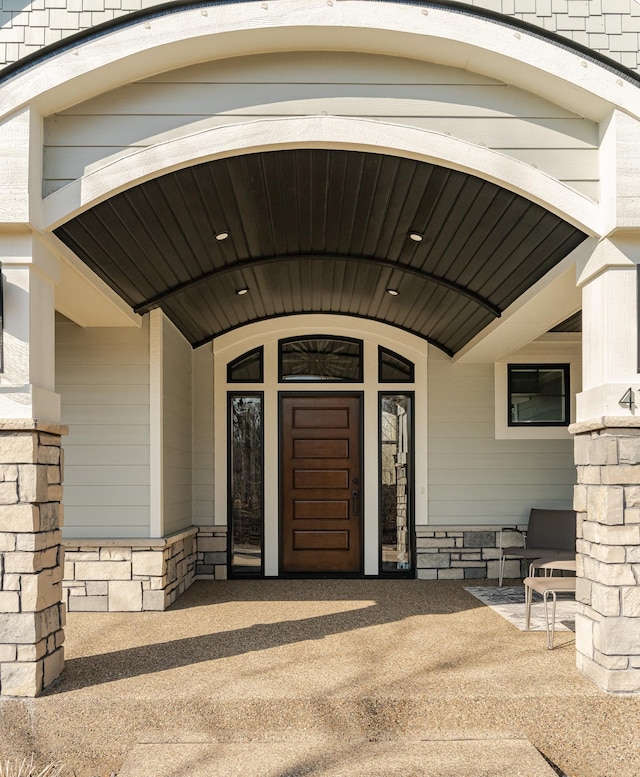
(42, 52, 599, 200)
(427, 346, 577, 526)
(63, 527, 197, 611)
(162, 318, 192, 536)
(2, 0, 640, 72)
(55, 315, 151, 539)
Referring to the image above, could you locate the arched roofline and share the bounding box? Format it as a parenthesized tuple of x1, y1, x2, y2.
(2, 0, 639, 90)
(1, 0, 639, 124)
(41, 116, 602, 236)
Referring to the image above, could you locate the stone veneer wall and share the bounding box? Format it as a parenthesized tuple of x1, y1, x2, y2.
(573, 423, 640, 693)
(195, 526, 228, 579)
(0, 422, 67, 697)
(63, 527, 197, 611)
(416, 526, 524, 580)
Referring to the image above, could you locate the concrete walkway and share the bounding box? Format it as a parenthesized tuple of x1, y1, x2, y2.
(0, 580, 639, 776)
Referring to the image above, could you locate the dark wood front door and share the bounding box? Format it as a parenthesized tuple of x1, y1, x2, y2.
(281, 394, 362, 574)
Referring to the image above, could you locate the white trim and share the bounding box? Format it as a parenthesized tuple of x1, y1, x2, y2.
(212, 314, 427, 576)
(41, 116, 601, 236)
(149, 309, 164, 538)
(494, 334, 581, 440)
(0, 1, 636, 125)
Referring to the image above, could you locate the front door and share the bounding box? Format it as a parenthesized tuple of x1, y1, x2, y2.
(281, 394, 362, 574)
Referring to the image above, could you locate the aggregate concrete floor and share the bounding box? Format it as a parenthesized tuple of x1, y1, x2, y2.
(0, 579, 639, 777)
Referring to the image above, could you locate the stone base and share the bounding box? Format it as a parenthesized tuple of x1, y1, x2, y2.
(195, 526, 228, 579)
(572, 423, 640, 695)
(0, 421, 67, 697)
(63, 527, 197, 612)
(416, 526, 523, 580)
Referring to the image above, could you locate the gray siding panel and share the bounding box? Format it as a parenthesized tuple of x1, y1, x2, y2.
(56, 316, 151, 539)
(43, 53, 599, 199)
(427, 356, 575, 525)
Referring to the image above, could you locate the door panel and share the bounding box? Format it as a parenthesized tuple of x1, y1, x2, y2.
(281, 394, 361, 573)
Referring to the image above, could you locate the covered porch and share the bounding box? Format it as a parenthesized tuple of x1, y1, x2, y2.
(1, 579, 639, 776)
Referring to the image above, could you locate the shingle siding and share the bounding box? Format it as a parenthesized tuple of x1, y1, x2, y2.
(0, 0, 639, 72)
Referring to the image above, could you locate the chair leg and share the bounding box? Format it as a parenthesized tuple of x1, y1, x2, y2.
(499, 555, 504, 587)
(525, 581, 532, 631)
(542, 590, 558, 650)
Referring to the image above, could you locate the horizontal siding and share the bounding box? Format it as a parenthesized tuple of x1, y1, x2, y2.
(43, 52, 599, 199)
(426, 354, 575, 526)
(192, 346, 215, 525)
(56, 316, 151, 539)
(162, 319, 193, 536)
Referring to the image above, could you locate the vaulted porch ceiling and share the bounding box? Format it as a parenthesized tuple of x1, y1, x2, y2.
(54, 149, 587, 356)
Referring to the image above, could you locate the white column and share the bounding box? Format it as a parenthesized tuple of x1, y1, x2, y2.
(0, 233, 61, 422)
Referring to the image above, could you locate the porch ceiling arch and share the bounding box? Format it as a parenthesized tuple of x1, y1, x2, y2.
(2, 0, 640, 124)
(53, 146, 589, 356)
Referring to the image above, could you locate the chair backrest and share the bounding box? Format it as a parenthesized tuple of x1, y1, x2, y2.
(527, 508, 576, 552)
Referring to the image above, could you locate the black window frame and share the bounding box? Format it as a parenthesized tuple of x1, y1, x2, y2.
(278, 335, 363, 383)
(228, 391, 265, 578)
(378, 346, 415, 383)
(507, 363, 570, 427)
(227, 346, 264, 384)
(378, 391, 415, 578)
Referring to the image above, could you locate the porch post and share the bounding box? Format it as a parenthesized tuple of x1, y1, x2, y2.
(0, 233, 66, 697)
(572, 235, 640, 693)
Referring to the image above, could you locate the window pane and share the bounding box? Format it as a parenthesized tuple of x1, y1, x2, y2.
(230, 395, 263, 575)
(280, 337, 362, 381)
(380, 394, 412, 573)
(228, 347, 263, 383)
(379, 346, 414, 382)
(508, 366, 569, 425)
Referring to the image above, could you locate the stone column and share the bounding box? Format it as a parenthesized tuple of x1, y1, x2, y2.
(0, 231, 64, 696)
(0, 422, 67, 696)
(573, 228, 640, 693)
(573, 423, 640, 693)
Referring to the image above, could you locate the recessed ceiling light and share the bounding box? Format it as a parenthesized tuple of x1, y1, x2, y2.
(236, 287, 249, 296)
(386, 288, 399, 297)
(408, 232, 424, 242)
(215, 231, 230, 241)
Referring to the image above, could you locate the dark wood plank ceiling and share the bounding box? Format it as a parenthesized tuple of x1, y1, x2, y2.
(54, 149, 587, 355)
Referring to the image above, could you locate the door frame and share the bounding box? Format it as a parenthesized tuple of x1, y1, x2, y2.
(278, 390, 365, 577)
(213, 315, 429, 578)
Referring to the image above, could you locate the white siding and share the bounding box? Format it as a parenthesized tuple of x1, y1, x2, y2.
(192, 344, 214, 527)
(56, 315, 151, 538)
(43, 52, 599, 199)
(426, 347, 576, 526)
(162, 317, 193, 536)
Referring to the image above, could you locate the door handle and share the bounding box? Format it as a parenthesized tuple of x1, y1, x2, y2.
(352, 490, 359, 516)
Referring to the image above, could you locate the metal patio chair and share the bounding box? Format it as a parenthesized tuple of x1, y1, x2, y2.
(498, 508, 576, 587)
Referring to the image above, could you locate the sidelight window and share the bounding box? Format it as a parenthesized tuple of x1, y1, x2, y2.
(379, 394, 413, 574)
(229, 394, 264, 575)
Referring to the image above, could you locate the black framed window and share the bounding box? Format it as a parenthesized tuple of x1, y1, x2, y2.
(508, 364, 570, 426)
(279, 336, 363, 382)
(379, 346, 414, 383)
(379, 393, 413, 574)
(229, 394, 264, 576)
(228, 347, 263, 383)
